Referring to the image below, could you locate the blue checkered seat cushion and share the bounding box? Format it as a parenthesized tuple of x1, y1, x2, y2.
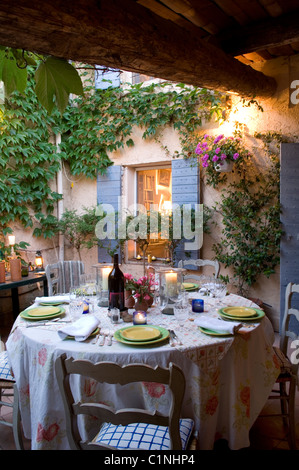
(0, 351, 14, 381)
(93, 418, 194, 450)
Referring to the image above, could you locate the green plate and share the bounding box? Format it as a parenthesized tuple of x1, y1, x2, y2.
(40, 301, 66, 306)
(66, 327, 99, 340)
(218, 307, 265, 322)
(199, 326, 232, 337)
(114, 326, 169, 346)
(20, 307, 65, 321)
(182, 283, 199, 291)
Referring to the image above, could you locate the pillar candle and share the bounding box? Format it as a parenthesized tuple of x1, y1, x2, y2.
(165, 271, 177, 297)
(102, 267, 111, 290)
(10, 258, 22, 281)
(0, 260, 5, 283)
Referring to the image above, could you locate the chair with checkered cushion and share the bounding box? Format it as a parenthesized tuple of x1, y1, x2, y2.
(0, 341, 23, 450)
(55, 354, 196, 450)
(260, 282, 299, 449)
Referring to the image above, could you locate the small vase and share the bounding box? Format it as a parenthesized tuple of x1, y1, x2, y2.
(146, 295, 154, 307)
(125, 290, 135, 308)
(214, 160, 233, 172)
(134, 299, 148, 312)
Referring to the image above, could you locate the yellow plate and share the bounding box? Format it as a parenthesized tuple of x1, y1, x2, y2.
(115, 326, 169, 346)
(20, 307, 65, 321)
(221, 307, 257, 318)
(26, 306, 61, 317)
(120, 326, 161, 342)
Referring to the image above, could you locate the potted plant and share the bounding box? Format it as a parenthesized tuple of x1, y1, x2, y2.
(195, 132, 251, 187)
(124, 273, 156, 311)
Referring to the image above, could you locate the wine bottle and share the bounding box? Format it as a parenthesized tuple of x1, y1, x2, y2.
(108, 253, 125, 311)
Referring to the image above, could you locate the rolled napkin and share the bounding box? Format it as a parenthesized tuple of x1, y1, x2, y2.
(194, 315, 242, 335)
(35, 295, 70, 304)
(58, 315, 100, 342)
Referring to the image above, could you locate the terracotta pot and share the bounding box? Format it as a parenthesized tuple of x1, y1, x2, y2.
(0, 260, 5, 283)
(125, 289, 135, 308)
(134, 299, 149, 312)
(146, 295, 154, 307)
(10, 258, 22, 281)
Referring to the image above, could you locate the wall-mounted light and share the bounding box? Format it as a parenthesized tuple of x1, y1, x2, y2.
(35, 251, 44, 272)
(8, 235, 15, 257)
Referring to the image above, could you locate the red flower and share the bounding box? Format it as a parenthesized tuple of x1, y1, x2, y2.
(205, 396, 218, 415)
(143, 382, 166, 398)
(84, 379, 97, 397)
(38, 348, 47, 366)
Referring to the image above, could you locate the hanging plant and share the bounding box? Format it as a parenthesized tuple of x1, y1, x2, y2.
(194, 131, 251, 187)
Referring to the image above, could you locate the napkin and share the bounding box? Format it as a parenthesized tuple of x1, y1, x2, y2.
(57, 315, 100, 342)
(35, 295, 70, 304)
(194, 315, 242, 334)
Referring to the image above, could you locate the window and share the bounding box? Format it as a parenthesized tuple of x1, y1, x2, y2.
(134, 168, 172, 260)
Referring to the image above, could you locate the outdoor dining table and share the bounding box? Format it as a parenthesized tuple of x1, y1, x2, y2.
(6, 292, 280, 450)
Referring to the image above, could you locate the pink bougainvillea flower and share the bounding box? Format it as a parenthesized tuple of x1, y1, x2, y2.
(233, 152, 239, 160)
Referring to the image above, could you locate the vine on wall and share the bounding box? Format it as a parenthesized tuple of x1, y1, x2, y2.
(199, 128, 285, 296)
(0, 68, 226, 237)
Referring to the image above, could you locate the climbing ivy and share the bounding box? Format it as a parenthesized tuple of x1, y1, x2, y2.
(0, 68, 226, 237)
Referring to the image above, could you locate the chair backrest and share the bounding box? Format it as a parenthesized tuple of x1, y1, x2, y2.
(281, 283, 299, 375)
(45, 261, 84, 295)
(55, 354, 186, 450)
(178, 258, 220, 279)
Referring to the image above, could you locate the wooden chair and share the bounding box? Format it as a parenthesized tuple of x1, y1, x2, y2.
(45, 260, 84, 295)
(260, 282, 299, 449)
(178, 258, 220, 280)
(55, 354, 195, 450)
(0, 341, 23, 450)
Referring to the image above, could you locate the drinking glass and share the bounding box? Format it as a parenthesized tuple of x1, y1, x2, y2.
(173, 300, 188, 330)
(69, 299, 84, 320)
(80, 274, 97, 313)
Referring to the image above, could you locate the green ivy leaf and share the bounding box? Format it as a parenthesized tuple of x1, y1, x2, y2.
(35, 57, 83, 114)
(0, 48, 27, 96)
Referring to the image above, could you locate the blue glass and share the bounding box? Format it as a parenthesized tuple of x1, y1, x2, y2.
(192, 299, 204, 313)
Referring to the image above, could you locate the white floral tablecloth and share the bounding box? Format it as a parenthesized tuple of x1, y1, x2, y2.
(6, 294, 280, 450)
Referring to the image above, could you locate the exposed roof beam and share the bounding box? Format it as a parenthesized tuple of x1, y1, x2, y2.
(218, 10, 299, 56)
(0, 0, 276, 98)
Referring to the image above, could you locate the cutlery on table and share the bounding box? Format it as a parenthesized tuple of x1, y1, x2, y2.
(168, 329, 182, 345)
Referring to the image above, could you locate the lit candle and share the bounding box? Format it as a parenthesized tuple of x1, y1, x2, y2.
(8, 235, 15, 246)
(102, 266, 111, 291)
(133, 311, 147, 325)
(165, 271, 177, 297)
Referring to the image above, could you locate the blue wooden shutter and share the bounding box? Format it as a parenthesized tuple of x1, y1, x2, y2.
(97, 165, 122, 262)
(280, 143, 299, 334)
(171, 158, 200, 265)
(95, 69, 120, 90)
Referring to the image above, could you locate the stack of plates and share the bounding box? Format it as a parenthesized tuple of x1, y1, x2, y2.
(218, 306, 265, 322)
(182, 282, 199, 292)
(20, 306, 65, 321)
(114, 325, 169, 346)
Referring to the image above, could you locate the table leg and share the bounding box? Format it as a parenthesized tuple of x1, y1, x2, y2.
(11, 287, 20, 320)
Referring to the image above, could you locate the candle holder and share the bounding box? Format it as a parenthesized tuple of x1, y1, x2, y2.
(133, 310, 147, 325)
(192, 299, 204, 313)
(92, 263, 112, 307)
(157, 267, 186, 314)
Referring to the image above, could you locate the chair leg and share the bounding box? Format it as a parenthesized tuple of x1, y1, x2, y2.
(12, 384, 24, 450)
(279, 382, 288, 427)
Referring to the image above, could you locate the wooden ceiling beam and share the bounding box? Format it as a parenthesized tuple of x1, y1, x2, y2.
(219, 10, 299, 56)
(0, 0, 276, 98)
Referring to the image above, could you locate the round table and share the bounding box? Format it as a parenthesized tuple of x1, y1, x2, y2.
(6, 293, 280, 450)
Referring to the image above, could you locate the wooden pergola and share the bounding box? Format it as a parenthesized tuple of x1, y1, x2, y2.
(1, 1, 299, 98)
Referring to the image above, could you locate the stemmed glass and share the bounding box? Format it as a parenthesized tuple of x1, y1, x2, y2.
(79, 274, 97, 313)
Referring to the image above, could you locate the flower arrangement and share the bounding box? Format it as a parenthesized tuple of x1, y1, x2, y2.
(195, 133, 251, 187)
(124, 273, 156, 303)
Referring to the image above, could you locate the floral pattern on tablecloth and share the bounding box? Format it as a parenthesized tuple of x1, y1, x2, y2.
(6, 293, 280, 450)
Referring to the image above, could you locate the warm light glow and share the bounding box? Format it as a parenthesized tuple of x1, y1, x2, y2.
(8, 235, 15, 246)
(101, 266, 111, 290)
(35, 251, 43, 270)
(162, 200, 172, 214)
